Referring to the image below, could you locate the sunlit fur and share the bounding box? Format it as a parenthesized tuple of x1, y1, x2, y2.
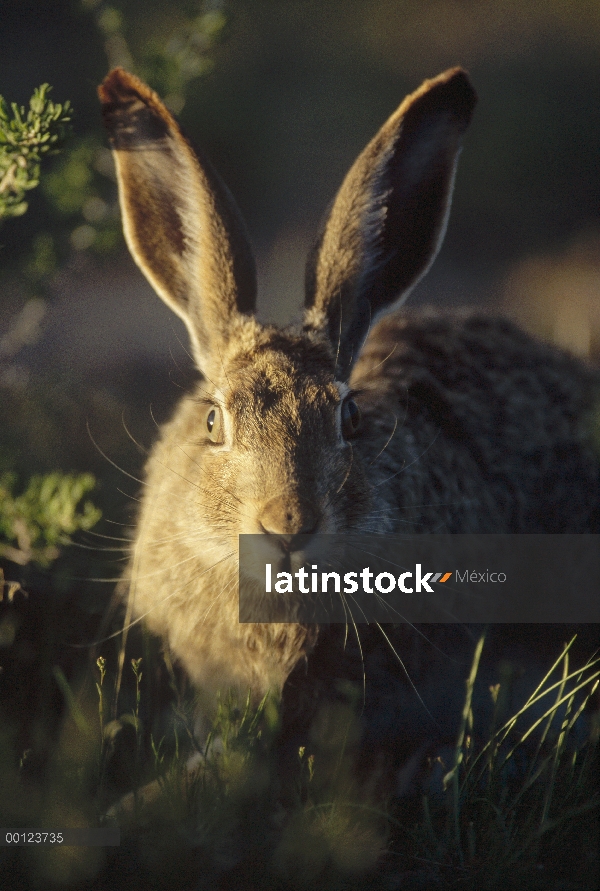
(128, 321, 373, 705)
(99, 67, 600, 724)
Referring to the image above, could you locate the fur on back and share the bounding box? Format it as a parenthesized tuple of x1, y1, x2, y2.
(353, 310, 600, 534)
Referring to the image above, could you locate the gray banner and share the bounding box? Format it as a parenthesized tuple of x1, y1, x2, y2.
(238, 534, 600, 622)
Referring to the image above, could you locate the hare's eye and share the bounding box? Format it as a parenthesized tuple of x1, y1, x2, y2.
(205, 406, 224, 444)
(341, 397, 361, 439)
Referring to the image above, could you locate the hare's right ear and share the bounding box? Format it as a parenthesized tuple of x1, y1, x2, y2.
(304, 68, 476, 380)
(99, 69, 256, 371)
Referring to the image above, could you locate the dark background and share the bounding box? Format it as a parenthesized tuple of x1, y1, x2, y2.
(1, 3, 599, 886)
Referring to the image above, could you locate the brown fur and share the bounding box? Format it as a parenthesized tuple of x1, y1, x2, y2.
(99, 68, 600, 723)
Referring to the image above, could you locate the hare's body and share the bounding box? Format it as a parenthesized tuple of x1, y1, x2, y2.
(99, 67, 600, 717)
(353, 311, 599, 534)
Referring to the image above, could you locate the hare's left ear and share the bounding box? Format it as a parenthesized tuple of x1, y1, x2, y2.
(99, 68, 256, 370)
(304, 68, 476, 379)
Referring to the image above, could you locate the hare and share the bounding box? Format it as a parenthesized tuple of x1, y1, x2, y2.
(98, 67, 600, 725)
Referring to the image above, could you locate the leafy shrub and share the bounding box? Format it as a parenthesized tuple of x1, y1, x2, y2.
(0, 85, 72, 221)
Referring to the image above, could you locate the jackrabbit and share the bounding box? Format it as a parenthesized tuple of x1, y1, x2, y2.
(99, 67, 600, 721)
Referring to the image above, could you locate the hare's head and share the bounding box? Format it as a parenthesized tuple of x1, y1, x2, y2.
(99, 69, 476, 580)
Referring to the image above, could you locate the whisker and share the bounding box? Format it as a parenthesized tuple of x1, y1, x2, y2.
(368, 413, 398, 467)
(172, 325, 196, 366)
(87, 421, 147, 486)
(337, 593, 367, 714)
(366, 342, 397, 374)
(167, 369, 191, 392)
(195, 572, 238, 626)
(116, 487, 143, 503)
(167, 335, 196, 380)
(375, 623, 439, 727)
(335, 444, 353, 495)
(68, 541, 131, 554)
(121, 412, 150, 456)
(85, 540, 226, 584)
(78, 551, 237, 649)
(148, 403, 162, 432)
(374, 429, 441, 488)
(370, 499, 479, 512)
(85, 529, 132, 542)
(124, 527, 224, 548)
(194, 489, 242, 516)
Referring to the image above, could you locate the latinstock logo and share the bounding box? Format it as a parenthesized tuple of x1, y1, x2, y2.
(264, 563, 454, 595)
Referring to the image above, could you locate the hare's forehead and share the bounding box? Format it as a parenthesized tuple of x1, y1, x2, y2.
(225, 348, 341, 414)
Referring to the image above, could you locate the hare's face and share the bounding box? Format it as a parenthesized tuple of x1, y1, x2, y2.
(100, 65, 476, 576)
(185, 325, 369, 578)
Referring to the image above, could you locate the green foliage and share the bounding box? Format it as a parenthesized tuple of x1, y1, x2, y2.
(0, 471, 101, 567)
(87, 0, 226, 107)
(3, 1, 227, 278)
(40, 136, 121, 259)
(0, 85, 72, 221)
(0, 635, 598, 888)
(406, 637, 600, 889)
(43, 139, 97, 217)
(0, 82, 102, 587)
(139, 7, 227, 106)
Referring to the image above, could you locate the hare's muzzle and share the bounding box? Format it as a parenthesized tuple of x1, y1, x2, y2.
(238, 496, 322, 587)
(259, 495, 320, 554)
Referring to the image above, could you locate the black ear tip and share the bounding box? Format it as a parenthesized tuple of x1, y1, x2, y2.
(99, 68, 143, 107)
(433, 67, 478, 127)
(402, 68, 477, 136)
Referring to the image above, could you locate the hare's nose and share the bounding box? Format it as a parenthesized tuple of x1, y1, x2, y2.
(259, 496, 319, 552)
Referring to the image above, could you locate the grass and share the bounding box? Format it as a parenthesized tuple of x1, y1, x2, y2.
(0, 623, 598, 890)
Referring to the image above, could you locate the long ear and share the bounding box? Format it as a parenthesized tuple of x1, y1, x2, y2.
(98, 68, 256, 370)
(304, 68, 476, 379)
